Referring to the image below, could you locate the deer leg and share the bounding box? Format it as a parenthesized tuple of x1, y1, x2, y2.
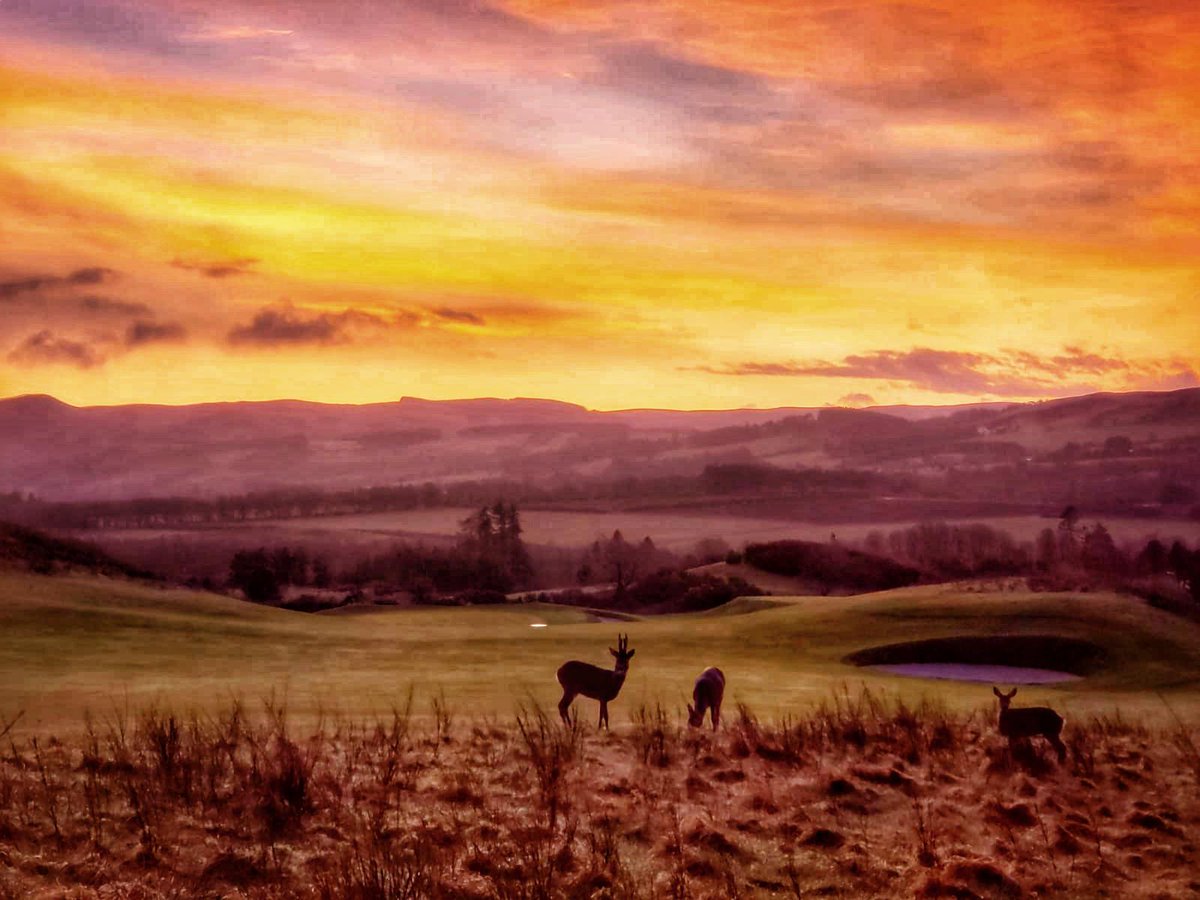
(711, 704, 720, 732)
(558, 690, 575, 725)
(1049, 734, 1067, 763)
(599, 700, 608, 730)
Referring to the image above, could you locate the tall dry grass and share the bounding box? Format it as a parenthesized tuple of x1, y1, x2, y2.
(0, 689, 1196, 898)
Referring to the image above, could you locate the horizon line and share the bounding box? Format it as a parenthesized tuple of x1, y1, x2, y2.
(1, 387, 1190, 416)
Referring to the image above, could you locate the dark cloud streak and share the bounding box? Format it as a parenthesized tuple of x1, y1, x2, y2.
(433, 307, 485, 325)
(0, 267, 117, 300)
(126, 320, 187, 347)
(172, 257, 259, 278)
(7, 330, 103, 369)
(79, 296, 153, 316)
(226, 305, 400, 347)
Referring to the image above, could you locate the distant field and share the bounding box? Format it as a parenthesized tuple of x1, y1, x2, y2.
(3, 572, 1199, 733)
(90, 508, 1200, 556)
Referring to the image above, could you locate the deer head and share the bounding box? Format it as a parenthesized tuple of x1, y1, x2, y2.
(686, 703, 704, 727)
(993, 686, 1018, 710)
(609, 633, 635, 672)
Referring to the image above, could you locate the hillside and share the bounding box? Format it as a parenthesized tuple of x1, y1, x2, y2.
(2, 388, 1198, 506)
(0, 520, 151, 579)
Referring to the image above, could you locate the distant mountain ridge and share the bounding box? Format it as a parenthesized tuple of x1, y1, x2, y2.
(1, 388, 1198, 502)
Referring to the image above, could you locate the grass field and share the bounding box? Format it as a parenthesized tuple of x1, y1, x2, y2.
(4, 689, 1200, 899)
(4, 572, 1200, 897)
(4, 572, 1199, 734)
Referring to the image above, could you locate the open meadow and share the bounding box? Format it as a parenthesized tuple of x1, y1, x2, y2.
(2, 573, 1200, 897)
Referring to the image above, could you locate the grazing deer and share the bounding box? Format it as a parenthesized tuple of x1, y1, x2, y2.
(993, 687, 1066, 762)
(557, 634, 635, 729)
(687, 667, 726, 731)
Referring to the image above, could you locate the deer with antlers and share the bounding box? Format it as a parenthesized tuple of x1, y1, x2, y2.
(557, 634, 635, 729)
(993, 687, 1067, 762)
(687, 667, 725, 731)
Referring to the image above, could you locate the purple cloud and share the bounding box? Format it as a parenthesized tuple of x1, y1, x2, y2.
(695, 346, 1199, 399)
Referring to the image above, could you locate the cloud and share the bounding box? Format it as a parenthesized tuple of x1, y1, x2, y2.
(432, 307, 486, 325)
(0, 266, 116, 300)
(67, 266, 116, 286)
(699, 348, 1064, 396)
(79, 296, 153, 316)
(226, 305, 392, 346)
(125, 320, 188, 347)
(172, 257, 259, 278)
(695, 347, 1200, 399)
(836, 393, 877, 408)
(7, 330, 103, 369)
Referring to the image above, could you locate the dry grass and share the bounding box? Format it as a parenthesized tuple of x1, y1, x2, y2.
(0, 690, 1197, 898)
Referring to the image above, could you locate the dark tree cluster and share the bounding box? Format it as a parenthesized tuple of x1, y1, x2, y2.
(575, 530, 675, 602)
(864, 522, 1029, 578)
(743, 540, 920, 593)
(1134, 537, 1200, 602)
(622, 568, 764, 612)
(347, 502, 535, 599)
(1034, 508, 1130, 578)
(349, 544, 513, 598)
(227, 546, 331, 604)
(458, 502, 533, 588)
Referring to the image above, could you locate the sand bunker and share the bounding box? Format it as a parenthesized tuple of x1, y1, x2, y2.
(870, 662, 1080, 684)
(845, 634, 1106, 683)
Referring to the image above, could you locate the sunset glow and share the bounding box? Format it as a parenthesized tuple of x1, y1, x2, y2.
(1, 0, 1197, 409)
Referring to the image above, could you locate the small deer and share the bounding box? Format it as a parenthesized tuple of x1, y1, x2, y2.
(557, 634, 635, 729)
(687, 667, 725, 731)
(993, 687, 1066, 762)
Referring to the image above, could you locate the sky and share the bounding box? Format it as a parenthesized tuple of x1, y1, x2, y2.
(0, 0, 1197, 410)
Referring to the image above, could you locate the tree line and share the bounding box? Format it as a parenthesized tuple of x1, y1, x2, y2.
(859, 511, 1200, 606)
(7, 463, 918, 531)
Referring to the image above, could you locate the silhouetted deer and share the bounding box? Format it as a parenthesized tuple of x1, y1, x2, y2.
(557, 633, 635, 729)
(993, 687, 1066, 762)
(687, 667, 725, 731)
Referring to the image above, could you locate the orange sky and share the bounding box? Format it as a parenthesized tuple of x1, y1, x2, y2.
(0, 0, 1197, 410)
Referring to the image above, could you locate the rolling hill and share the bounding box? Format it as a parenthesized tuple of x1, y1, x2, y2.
(1, 389, 1198, 528)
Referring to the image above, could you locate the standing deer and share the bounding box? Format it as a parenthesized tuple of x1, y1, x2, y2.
(557, 634, 635, 729)
(993, 687, 1066, 762)
(687, 667, 725, 731)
